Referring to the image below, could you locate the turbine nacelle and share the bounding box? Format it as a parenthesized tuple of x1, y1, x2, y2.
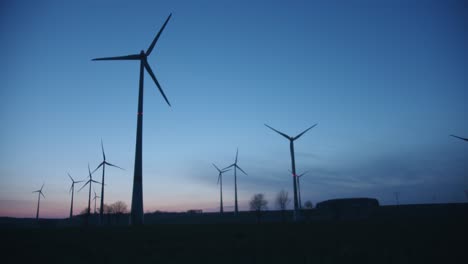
(265, 124, 317, 142)
(92, 14, 172, 107)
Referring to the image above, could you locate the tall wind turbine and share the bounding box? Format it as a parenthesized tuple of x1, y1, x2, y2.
(92, 140, 124, 224)
(92, 14, 172, 225)
(213, 163, 230, 214)
(265, 123, 317, 221)
(223, 149, 247, 215)
(93, 190, 100, 214)
(79, 164, 101, 223)
(32, 183, 45, 220)
(290, 170, 309, 209)
(67, 173, 82, 219)
(394, 192, 400, 205)
(450, 135, 468, 142)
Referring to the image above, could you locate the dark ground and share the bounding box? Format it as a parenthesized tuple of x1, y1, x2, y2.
(2, 204, 467, 264)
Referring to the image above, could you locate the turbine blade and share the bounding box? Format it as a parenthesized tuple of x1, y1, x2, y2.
(298, 171, 309, 177)
(40, 192, 45, 198)
(33, 190, 39, 193)
(75, 180, 84, 184)
(212, 163, 222, 173)
(450, 134, 468, 142)
(294, 124, 317, 141)
(78, 181, 90, 192)
(235, 148, 238, 164)
(69, 185, 73, 193)
(217, 174, 221, 185)
(92, 162, 104, 175)
(91, 180, 102, 185)
(40, 183, 45, 191)
(88, 163, 93, 178)
(221, 168, 231, 173)
(144, 61, 171, 106)
(265, 124, 290, 140)
(101, 139, 106, 161)
(68, 173, 74, 182)
(105, 162, 124, 170)
(236, 165, 248, 175)
(92, 54, 141, 61)
(146, 13, 172, 56)
(222, 164, 235, 170)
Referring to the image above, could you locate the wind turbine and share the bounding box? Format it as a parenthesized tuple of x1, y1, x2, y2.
(450, 135, 468, 142)
(213, 163, 230, 214)
(93, 190, 100, 214)
(394, 192, 400, 205)
(79, 164, 101, 223)
(92, 140, 124, 224)
(265, 123, 317, 221)
(32, 183, 45, 220)
(290, 170, 309, 209)
(223, 149, 247, 215)
(92, 14, 172, 225)
(67, 173, 83, 219)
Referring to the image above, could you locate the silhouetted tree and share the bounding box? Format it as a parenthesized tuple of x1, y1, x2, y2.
(249, 193, 268, 223)
(103, 204, 113, 224)
(275, 190, 290, 222)
(79, 208, 88, 215)
(110, 201, 128, 224)
(303, 200, 314, 222)
(111, 201, 128, 214)
(303, 200, 313, 209)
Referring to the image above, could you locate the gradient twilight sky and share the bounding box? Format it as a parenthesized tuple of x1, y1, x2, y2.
(1, 0, 467, 218)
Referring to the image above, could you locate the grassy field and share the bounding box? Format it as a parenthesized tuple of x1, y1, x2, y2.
(2, 216, 467, 264)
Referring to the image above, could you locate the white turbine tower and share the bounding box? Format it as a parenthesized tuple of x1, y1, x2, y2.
(223, 149, 247, 215)
(67, 173, 83, 219)
(213, 163, 230, 214)
(92, 14, 172, 225)
(265, 123, 317, 221)
(32, 183, 45, 220)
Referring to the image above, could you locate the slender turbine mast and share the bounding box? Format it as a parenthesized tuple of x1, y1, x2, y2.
(79, 164, 101, 224)
(68, 173, 83, 219)
(394, 192, 400, 205)
(32, 183, 45, 220)
(223, 149, 247, 215)
(213, 163, 230, 213)
(265, 124, 317, 221)
(92, 140, 124, 224)
(450, 135, 468, 142)
(93, 14, 172, 225)
(290, 170, 309, 209)
(93, 190, 100, 214)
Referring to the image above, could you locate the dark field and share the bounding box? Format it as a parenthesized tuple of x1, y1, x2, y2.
(2, 205, 467, 264)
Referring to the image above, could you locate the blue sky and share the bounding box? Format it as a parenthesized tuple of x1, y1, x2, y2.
(1, 0, 467, 218)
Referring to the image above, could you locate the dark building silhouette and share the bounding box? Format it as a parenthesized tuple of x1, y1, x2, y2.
(316, 198, 379, 220)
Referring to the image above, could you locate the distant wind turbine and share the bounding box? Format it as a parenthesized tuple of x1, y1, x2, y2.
(32, 183, 45, 220)
(223, 149, 247, 215)
(213, 163, 230, 213)
(450, 135, 468, 142)
(290, 170, 309, 209)
(67, 173, 83, 219)
(79, 164, 101, 223)
(265, 123, 317, 221)
(92, 140, 124, 224)
(92, 14, 172, 225)
(394, 192, 400, 206)
(93, 190, 100, 214)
